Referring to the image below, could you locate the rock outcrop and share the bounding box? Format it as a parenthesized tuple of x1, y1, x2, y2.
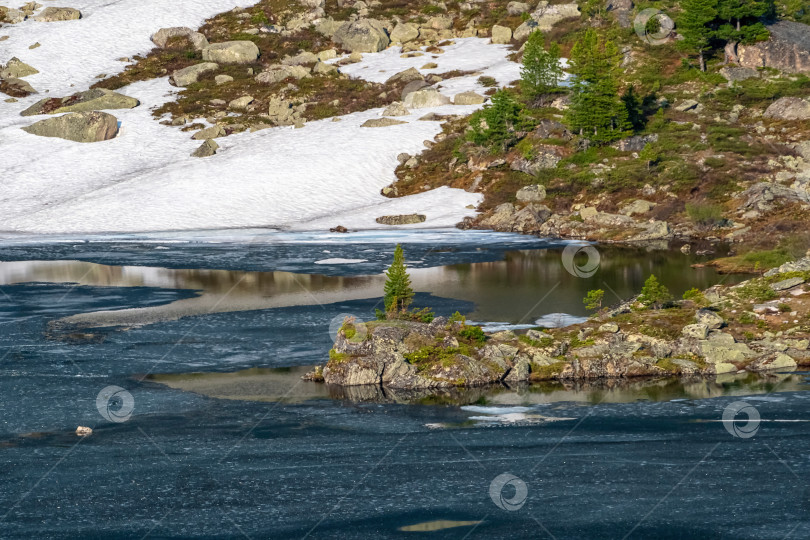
(738, 21, 810, 74)
(22, 111, 119, 143)
(403, 88, 451, 108)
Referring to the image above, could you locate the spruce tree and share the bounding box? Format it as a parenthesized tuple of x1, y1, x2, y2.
(468, 90, 523, 151)
(520, 31, 564, 103)
(383, 244, 414, 315)
(565, 29, 631, 144)
(678, 0, 719, 71)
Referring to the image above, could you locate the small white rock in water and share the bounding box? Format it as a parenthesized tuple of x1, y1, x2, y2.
(75, 426, 93, 436)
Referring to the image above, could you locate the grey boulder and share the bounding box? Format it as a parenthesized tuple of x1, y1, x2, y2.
(22, 111, 119, 143)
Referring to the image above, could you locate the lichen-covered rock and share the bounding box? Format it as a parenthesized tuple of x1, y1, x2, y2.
(255, 64, 310, 84)
(696, 309, 725, 329)
(382, 102, 410, 117)
(738, 21, 810, 74)
(403, 88, 451, 108)
(531, 2, 580, 30)
(515, 184, 546, 203)
(763, 96, 810, 120)
(0, 77, 37, 97)
(33, 7, 81, 22)
(454, 91, 486, 105)
(375, 213, 425, 224)
(491, 25, 512, 44)
(22, 111, 119, 143)
(386, 67, 424, 86)
(171, 62, 218, 87)
(191, 139, 219, 158)
(202, 41, 260, 64)
(151, 27, 209, 50)
(312, 61, 338, 75)
(390, 22, 419, 43)
(361, 118, 408, 128)
(333, 19, 390, 53)
(748, 352, 798, 372)
(0, 57, 38, 79)
(21, 89, 139, 116)
(191, 125, 225, 140)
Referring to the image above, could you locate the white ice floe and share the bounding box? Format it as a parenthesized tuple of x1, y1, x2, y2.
(1, 2, 522, 234)
(314, 258, 368, 265)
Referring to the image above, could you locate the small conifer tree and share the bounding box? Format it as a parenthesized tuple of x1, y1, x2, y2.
(520, 31, 564, 103)
(384, 244, 414, 315)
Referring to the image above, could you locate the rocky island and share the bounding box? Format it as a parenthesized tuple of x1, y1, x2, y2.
(309, 252, 810, 390)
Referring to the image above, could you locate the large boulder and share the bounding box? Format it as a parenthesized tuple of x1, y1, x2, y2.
(0, 7, 27, 24)
(516, 184, 546, 203)
(332, 19, 390, 53)
(0, 57, 38, 79)
(385, 67, 423, 85)
(151, 27, 209, 51)
(763, 96, 810, 120)
(361, 118, 407, 128)
(0, 77, 37, 97)
(403, 87, 451, 108)
(191, 139, 219, 158)
(738, 21, 810, 74)
(171, 62, 218, 87)
(202, 41, 260, 64)
(390, 22, 419, 43)
(491, 25, 513, 44)
(21, 89, 139, 116)
(454, 91, 486, 105)
(33, 7, 81, 22)
(255, 64, 310, 84)
(21, 111, 119, 143)
(531, 2, 580, 30)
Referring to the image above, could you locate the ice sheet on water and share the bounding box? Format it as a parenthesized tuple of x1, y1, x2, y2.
(534, 313, 589, 328)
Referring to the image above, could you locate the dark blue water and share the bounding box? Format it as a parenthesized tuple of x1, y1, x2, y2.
(1, 236, 809, 539)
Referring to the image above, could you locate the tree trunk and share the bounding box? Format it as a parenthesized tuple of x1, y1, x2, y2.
(724, 41, 739, 65)
(699, 51, 706, 72)
(737, 19, 741, 32)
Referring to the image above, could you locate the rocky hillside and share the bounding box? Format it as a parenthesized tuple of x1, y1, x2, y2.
(312, 256, 810, 390)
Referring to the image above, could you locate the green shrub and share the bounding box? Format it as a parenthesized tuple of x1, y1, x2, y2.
(638, 274, 673, 309)
(583, 289, 605, 311)
(682, 288, 708, 305)
(458, 325, 487, 345)
(685, 202, 724, 227)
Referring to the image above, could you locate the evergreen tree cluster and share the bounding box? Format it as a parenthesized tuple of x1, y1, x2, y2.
(678, 0, 774, 71)
(565, 29, 632, 144)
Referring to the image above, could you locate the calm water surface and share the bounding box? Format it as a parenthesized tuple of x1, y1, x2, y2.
(0, 232, 807, 539)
